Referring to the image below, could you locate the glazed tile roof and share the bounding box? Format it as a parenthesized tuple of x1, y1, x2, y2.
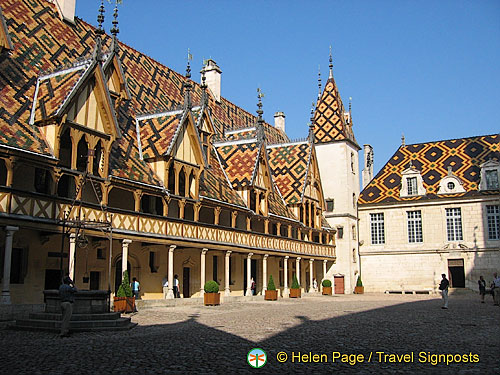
(215, 140, 259, 188)
(268, 190, 297, 221)
(0, 5, 13, 50)
(267, 142, 311, 205)
(359, 134, 500, 204)
(313, 74, 358, 147)
(137, 111, 183, 159)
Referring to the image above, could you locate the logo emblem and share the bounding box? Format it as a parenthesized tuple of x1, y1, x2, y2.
(247, 348, 267, 368)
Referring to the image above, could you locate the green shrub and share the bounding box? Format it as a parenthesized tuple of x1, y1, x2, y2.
(291, 274, 300, 289)
(322, 279, 332, 287)
(116, 270, 133, 297)
(204, 280, 219, 293)
(267, 275, 276, 291)
(356, 276, 363, 287)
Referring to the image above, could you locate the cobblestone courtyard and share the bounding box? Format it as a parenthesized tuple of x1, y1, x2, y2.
(2, 292, 499, 374)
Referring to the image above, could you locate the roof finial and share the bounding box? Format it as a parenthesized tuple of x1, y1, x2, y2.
(200, 62, 208, 106)
(308, 101, 316, 142)
(96, 0, 105, 37)
(183, 49, 193, 110)
(348, 96, 352, 124)
(110, 1, 119, 39)
(401, 133, 406, 147)
(329, 45, 333, 79)
(317, 65, 322, 99)
(257, 88, 264, 124)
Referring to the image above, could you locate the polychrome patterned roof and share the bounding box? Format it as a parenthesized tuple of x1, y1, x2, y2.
(267, 142, 311, 205)
(216, 140, 259, 188)
(359, 134, 500, 204)
(314, 76, 357, 146)
(268, 190, 298, 221)
(137, 111, 183, 159)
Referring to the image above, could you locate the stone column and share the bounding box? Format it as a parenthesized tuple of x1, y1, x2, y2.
(309, 259, 314, 293)
(225, 251, 232, 296)
(283, 256, 289, 297)
(68, 233, 77, 281)
(262, 254, 269, 294)
(246, 253, 253, 296)
(323, 259, 327, 293)
(167, 245, 176, 299)
(200, 248, 208, 296)
(296, 257, 301, 287)
(121, 239, 132, 279)
(1, 226, 19, 304)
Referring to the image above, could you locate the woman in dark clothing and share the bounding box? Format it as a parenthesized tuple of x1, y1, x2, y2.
(478, 276, 486, 303)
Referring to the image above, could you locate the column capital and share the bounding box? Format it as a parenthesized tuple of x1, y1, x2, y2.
(296, 257, 301, 261)
(122, 238, 132, 245)
(247, 252, 253, 259)
(5, 226, 19, 234)
(323, 259, 328, 264)
(201, 248, 208, 255)
(226, 250, 232, 256)
(263, 254, 269, 259)
(169, 244, 176, 252)
(69, 233, 77, 240)
(309, 258, 314, 263)
(284, 255, 289, 260)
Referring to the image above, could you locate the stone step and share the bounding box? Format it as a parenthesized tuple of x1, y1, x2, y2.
(29, 312, 121, 321)
(14, 317, 136, 332)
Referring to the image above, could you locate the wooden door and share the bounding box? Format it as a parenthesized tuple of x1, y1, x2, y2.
(334, 276, 345, 294)
(183, 267, 190, 298)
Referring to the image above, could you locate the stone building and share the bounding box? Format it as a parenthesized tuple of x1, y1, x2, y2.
(0, 0, 340, 307)
(358, 135, 500, 292)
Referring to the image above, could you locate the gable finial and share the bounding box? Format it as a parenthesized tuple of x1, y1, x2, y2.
(200, 62, 208, 106)
(447, 166, 453, 176)
(183, 49, 193, 110)
(308, 101, 316, 142)
(317, 65, 322, 99)
(409, 159, 413, 168)
(348, 96, 352, 124)
(329, 45, 333, 79)
(257, 88, 264, 125)
(401, 133, 406, 147)
(97, 0, 105, 37)
(110, 1, 119, 39)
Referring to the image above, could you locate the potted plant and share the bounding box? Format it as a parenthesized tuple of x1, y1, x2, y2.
(114, 270, 135, 313)
(265, 275, 278, 301)
(289, 274, 301, 298)
(203, 280, 220, 306)
(322, 279, 332, 295)
(354, 275, 364, 294)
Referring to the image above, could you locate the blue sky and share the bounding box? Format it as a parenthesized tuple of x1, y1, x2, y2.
(76, 0, 500, 175)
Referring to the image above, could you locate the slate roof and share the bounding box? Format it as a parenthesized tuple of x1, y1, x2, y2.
(267, 142, 311, 205)
(359, 134, 500, 205)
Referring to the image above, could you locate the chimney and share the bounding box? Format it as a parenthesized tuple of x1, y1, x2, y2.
(54, 0, 76, 24)
(274, 112, 285, 133)
(362, 144, 374, 189)
(202, 59, 221, 102)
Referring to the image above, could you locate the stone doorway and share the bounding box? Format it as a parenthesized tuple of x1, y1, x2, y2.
(183, 267, 190, 298)
(448, 259, 465, 288)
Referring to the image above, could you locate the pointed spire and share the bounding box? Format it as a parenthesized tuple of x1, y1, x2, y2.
(317, 65, 322, 99)
(200, 63, 208, 106)
(256, 88, 264, 125)
(308, 101, 315, 142)
(401, 133, 406, 147)
(329, 45, 333, 79)
(110, 2, 119, 38)
(183, 49, 193, 110)
(348, 96, 352, 124)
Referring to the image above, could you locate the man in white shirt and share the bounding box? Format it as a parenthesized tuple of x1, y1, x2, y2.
(174, 274, 180, 298)
(162, 275, 168, 299)
(493, 272, 500, 306)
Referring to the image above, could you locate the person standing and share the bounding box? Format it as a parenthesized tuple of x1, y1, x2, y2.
(439, 274, 449, 309)
(478, 276, 486, 303)
(312, 278, 318, 293)
(250, 277, 256, 296)
(162, 275, 169, 299)
(131, 277, 140, 299)
(59, 276, 77, 337)
(173, 274, 180, 298)
(493, 272, 500, 306)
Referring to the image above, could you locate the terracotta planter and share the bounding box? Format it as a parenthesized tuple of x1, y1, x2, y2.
(265, 290, 278, 301)
(204, 292, 220, 306)
(289, 288, 301, 298)
(322, 286, 332, 295)
(113, 297, 135, 313)
(354, 286, 364, 294)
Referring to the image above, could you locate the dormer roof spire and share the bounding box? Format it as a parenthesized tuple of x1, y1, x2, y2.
(200, 63, 208, 106)
(257, 88, 264, 125)
(308, 101, 315, 142)
(317, 65, 322, 99)
(96, 0, 105, 37)
(110, 2, 119, 39)
(329, 45, 333, 79)
(183, 49, 193, 110)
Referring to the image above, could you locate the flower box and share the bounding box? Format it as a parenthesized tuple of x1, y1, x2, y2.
(289, 288, 301, 298)
(265, 290, 278, 301)
(322, 286, 332, 295)
(204, 292, 220, 306)
(113, 296, 135, 313)
(354, 286, 364, 294)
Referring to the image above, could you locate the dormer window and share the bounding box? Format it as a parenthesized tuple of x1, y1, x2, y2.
(400, 163, 426, 198)
(479, 159, 499, 191)
(438, 167, 466, 195)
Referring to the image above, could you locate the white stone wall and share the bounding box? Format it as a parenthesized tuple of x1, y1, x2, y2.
(358, 196, 500, 292)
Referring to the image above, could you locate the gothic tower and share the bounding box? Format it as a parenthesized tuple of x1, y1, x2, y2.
(313, 51, 361, 294)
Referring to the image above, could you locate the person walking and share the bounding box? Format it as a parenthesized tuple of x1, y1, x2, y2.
(162, 275, 169, 299)
(478, 276, 486, 303)
(59, 276, 77, 337)
(439, 274, 449, 309)
(493, 272, 500, 306)
(131, 277, 140, 299)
